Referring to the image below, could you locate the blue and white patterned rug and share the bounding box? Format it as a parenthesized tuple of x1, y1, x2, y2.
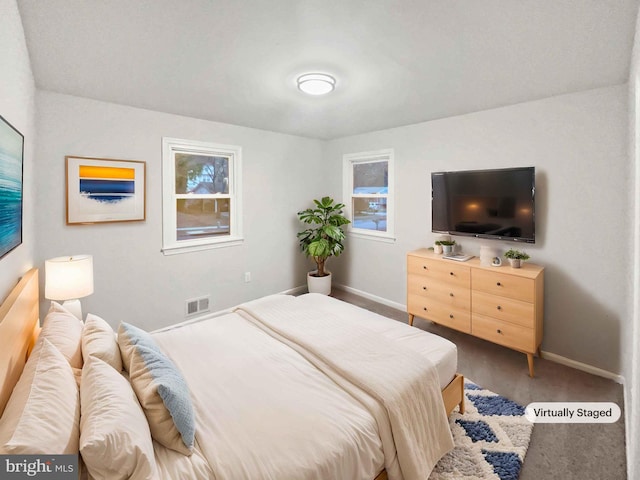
(429, 381, 533, 480)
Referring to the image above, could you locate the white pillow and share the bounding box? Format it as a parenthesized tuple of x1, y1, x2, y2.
(0, 305, 83, 451)
(41, 301, 84, 368)
(80, 356, 158, 479)
(82, 314, 122, 371)
(0, 339, 80, 454)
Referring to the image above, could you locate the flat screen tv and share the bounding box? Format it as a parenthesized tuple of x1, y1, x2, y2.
(432, 167, 535, 243)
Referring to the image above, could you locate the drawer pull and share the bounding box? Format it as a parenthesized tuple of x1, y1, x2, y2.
(449, 292, 454, 297)
(423, 307, 427, 311)
(422, 286, 427, 290)
(496, 282, 502, 286)
(423, 265, 428, 270)
(449, 272, 454, 276)
(449, 314, 454, 319)
(497, 329, 502, 334)
(497, 305, 502, 310)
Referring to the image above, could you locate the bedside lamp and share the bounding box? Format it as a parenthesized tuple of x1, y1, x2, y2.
(45, 255, 94, 321)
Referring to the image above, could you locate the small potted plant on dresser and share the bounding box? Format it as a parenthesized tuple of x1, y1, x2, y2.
(297, 196, 350, 295)
(440, 240, 456, 254)
(504, 249, 530, 268)
(434, 240, 444, 254)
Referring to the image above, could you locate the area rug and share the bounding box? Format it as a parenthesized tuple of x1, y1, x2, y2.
(429, 381, 534, 480)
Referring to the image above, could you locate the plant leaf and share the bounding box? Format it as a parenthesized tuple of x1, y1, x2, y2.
(308, 238, 330, 258)
(322, 225, 343, 240)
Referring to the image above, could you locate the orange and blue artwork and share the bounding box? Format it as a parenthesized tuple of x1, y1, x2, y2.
(66, 157, 146, 224)
(79, 165, 135, 203)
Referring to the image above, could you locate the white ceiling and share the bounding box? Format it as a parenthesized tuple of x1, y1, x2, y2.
(17, 0, 640, 140)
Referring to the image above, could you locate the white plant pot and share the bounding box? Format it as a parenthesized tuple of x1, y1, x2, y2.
(508, 258, 521, 268)
(434, 244, 443, 254)
(442, 245, 453, 254)
(307, 271, 332, 295)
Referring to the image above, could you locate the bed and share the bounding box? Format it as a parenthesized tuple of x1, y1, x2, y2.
(0, 268, 464, 480)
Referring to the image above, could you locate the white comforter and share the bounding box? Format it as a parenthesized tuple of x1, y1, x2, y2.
(153, 305, 384, 480)
(236, 294, 454, 480)
(152, 294, 454, 480)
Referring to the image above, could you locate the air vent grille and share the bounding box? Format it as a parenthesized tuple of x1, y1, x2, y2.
(185, 295, 210, 317)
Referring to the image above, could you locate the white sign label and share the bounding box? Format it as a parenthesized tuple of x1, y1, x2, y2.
(525, 402, 621, 423)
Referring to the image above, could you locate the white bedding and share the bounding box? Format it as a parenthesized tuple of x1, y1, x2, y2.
(236, 294, 454, 480)
(291, 293, 457, 389)
(153, 308, 384, 480)
(151, 294, 458, 480)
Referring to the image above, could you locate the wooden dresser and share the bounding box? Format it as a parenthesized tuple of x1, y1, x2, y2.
(407, 248, 544, 377)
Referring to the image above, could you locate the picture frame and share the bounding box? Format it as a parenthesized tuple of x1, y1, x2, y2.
(66, 156, 146, 224)
(0, 114, 24, 260)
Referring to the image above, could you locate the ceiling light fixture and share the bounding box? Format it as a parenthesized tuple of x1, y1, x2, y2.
(297, 73, 336, 95)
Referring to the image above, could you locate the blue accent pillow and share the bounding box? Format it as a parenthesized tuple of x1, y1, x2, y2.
(118, 322, 161, 356)
(118, 322, 195, 455)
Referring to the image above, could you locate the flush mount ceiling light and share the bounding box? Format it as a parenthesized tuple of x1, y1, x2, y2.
(297, 73, 336, 95)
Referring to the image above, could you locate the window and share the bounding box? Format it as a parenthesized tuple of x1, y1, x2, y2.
(343, 149, 394, 241)
(162, 137, 242, 254)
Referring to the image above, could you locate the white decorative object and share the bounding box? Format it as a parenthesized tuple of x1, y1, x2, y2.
(434, 242, 443, 254)
(45, 255, 94, 320)
(480, 245, 497, 267)
(307, 272, 332, 295)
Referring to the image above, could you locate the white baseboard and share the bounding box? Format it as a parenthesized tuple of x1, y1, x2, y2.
(280, 285, 307, 296)
(540, 350, 625, 384)
(333, 283, 407, 312)
(152, 307, 234, 333)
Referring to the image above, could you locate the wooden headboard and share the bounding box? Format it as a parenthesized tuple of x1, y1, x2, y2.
(0, 268, 40, 417)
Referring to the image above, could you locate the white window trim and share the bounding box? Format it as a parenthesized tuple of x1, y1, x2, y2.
(343, 149, 395, 242)
(162, 137, 243, 255)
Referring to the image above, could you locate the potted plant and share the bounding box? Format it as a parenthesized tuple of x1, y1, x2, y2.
(440, 240, 456, 254)
(297, 196, 350, 295)
(504, 249, 530, 268)
(434, 240, 444, 254)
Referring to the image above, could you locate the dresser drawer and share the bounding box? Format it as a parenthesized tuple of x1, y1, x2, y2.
(472, 313, 535, 353)
(472, 269, 534, 302)
(407, 255, 470, 289)
(407, 274, 471, 309)
(472, 290, 534, 328)
(408, 294, 471, 333)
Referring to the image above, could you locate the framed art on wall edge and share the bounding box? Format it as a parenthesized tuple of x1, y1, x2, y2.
(66, 156, 146, 224)
(0, 114, 24, 260)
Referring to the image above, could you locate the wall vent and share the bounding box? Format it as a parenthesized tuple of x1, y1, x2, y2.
(185, 295, 210, 317)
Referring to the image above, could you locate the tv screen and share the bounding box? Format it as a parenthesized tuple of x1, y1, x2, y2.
(431, 167, 535, 243)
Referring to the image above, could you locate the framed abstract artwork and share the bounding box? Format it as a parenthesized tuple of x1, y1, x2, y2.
(66, 156, 146, 224)
(0, 115, 24, 260)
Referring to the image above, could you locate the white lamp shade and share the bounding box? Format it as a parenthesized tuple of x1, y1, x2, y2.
(45, 255, 94, 301)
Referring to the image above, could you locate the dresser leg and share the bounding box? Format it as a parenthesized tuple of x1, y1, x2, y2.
(408, 314, 414, 326)
(527, 353, 535, 377)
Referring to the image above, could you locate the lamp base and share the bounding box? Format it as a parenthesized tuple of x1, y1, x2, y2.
(61, 299, 83, 321)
